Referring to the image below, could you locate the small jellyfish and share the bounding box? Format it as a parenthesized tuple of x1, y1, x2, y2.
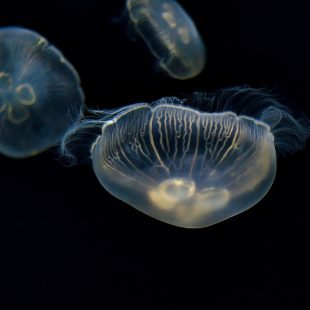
(0, 27, 84, 158)
(61, 87, 310, 228)
(126, 0, 206, 80)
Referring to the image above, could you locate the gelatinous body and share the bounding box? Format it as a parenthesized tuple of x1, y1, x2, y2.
(62, 87, 310, 228)
(91, 103, 276, 228)
(0, 27, 84, 158)
(126, 0, 206, 80)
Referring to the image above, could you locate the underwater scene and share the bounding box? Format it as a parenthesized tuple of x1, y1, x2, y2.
(0, 0, 309, 307)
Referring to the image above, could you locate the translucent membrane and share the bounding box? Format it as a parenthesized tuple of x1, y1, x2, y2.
(0, 27, 84, 158)
(127, 0, 206, 79)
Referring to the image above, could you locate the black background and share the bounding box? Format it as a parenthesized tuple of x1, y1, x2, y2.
(0, 0, 310, 308)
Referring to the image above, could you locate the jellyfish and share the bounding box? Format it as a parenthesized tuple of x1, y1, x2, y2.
(126, 0, 206, 80)
(61, 87, 310, 228)
(0, 27, 84, 158)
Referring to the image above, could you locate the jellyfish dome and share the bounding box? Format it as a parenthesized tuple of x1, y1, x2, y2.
(126, 0, 206, 80)
(62, 87, 310, 228)
(0, 27, 84, 158)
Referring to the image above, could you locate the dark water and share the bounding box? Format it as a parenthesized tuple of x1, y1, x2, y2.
(0, 0, 309, 307)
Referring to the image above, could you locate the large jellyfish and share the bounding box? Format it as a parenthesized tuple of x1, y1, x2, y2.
(126, 0, 206, 80)
(0, 27, 84, 158)
(61, 87, 310, 228)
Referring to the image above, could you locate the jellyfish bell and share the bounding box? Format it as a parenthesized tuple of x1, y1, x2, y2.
(0, 26, 84, 158)
(126, 0, 206, 80)
(61, 87, 310, 228)
(90, 101, 277, 228)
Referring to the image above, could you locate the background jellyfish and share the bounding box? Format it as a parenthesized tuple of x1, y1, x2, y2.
(61, 87, 310, 228)
(126, 0, 206, 80)
(0, 27, 84, 158)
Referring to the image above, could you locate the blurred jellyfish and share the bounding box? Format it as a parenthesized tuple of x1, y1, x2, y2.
(126, 0, 206, 80)
(61, 87, 310, 228)
(0, 27, 84, 158)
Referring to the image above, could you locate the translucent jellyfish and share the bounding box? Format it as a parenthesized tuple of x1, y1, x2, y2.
(61, 87, 310, 228)
(126, 0, 206, 80)
(0, 27, 84, 158)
